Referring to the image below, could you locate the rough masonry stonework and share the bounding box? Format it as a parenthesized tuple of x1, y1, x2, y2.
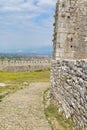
(51, 60, 87, 129)
(51, 0, 87, 129)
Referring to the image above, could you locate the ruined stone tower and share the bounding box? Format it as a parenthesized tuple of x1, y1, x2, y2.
(51, 0, 87, 129)
(53, 0, 87, 60)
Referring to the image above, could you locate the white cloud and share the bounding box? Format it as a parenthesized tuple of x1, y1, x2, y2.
(0, 0, 57, 27)
(0, 0, 56, 51)
(37, 0, 56, 6)
(1, 6, 21, 12)
(0, 0, 56, 12)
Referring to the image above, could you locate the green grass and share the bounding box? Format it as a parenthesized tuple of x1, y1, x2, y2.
(0, 70, 50, 101)
(45, 104, 73, 130)
(0, 70, 50, 84)
(43, 89, 74, 130)
(0, 85, 24, 102)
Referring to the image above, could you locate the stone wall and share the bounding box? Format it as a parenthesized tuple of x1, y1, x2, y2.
(0, 58, 51, 72)
(51, 0, 87, 129)
(53, 0, 87, 60)
(50, 60, 87, 129)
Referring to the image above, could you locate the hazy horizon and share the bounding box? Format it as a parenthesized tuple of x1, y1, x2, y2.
(0, 44, 52, 56)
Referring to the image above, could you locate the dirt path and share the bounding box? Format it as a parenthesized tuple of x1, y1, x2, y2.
(0, 82, 51, 130)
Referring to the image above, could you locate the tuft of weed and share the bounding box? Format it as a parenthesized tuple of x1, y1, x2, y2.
(43, 89, 74, 130)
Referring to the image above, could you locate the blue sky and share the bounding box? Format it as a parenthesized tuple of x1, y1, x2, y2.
(0, 0, 56, 53)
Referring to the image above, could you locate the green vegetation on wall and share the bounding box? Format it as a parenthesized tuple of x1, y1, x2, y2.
(53, 2, 58, 43)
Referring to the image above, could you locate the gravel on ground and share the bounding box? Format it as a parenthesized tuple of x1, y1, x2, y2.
(0, 82, 51, 130)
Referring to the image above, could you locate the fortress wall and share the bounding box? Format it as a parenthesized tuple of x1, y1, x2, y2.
(53, 0, 87, 60)
(50, 60, 87, 129)
(51, 0, 87, 129)
(0, 59, 51, 72)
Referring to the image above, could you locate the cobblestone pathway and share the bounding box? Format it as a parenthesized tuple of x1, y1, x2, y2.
(0, 83, 51, 130)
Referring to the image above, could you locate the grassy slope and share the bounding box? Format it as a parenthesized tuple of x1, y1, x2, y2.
(0, 70, 50, 83)
(45, 104, 74, 130)
(0, 70, 50, 101)
(43, 89, 74, 130)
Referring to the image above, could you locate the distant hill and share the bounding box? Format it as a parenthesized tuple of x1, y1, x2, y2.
(0, 45, 52, 57)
